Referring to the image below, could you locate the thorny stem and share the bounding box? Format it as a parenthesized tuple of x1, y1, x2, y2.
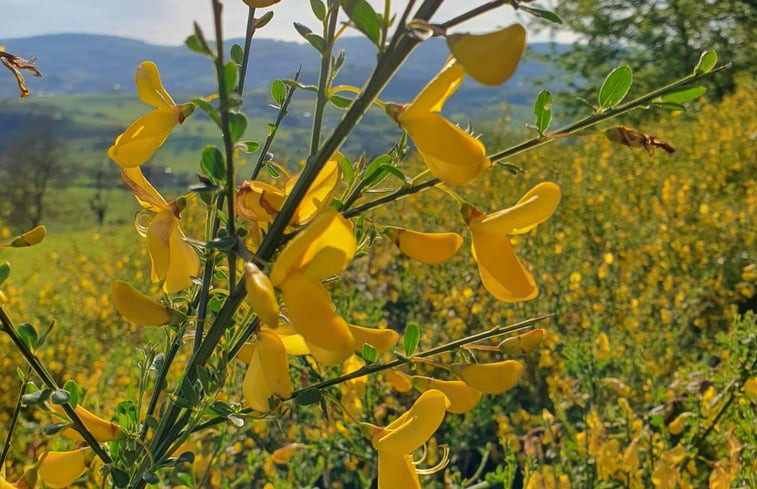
(343, 63, 731, 219)
(309, 0, 340, 157)
(0, 306, 112, 464)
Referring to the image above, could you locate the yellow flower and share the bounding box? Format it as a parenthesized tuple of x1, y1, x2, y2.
(108, 61, 193, 167)
(236, 159, 339, 243)
(270, 208, 357, 365)
(387, 59, 490, 186)
(122, 167, 200, 293)
(451, 360, 523, 394)
(412, 376, 482, 414)
(463, 182, 561, 302)
(38, 448, 94, 489)
(367, 390, 450, 489)
(446, 24, 526, 86)
(243, 330, 293, 412)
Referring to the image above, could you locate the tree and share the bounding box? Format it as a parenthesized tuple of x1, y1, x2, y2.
(0, 110, 70, 229)
(540, 0, 755, 109)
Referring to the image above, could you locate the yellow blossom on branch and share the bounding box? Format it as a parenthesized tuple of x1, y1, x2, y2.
(386, 59, 490, 186)
(463, 182, 561, 302)
(446, 24, 526, 86)
(108, 61, 195, 167)
(121, 167, 199, 293)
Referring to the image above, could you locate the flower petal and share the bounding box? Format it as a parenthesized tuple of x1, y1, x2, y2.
(279, 273, 354, 365)
(470, 182, 561, 235)
(412, 376, 482, 414)
(164, 221, 199, 293)
(287, 158, 340, 225)
(136, 61, 175, 110)
(471, 230, 537, 302)
(235, 180, 286, 223)
(108, 109, 179, 167)
(372, 389, 448, 455)
(377, 452, 421, 489)
(243, 330, 292, 412)
(400, 113, 490, 186)
(454, 360, 523, 394)
(447, 24, 526, 86)
(348, 324, 399, 354)
(270, 208, 355, 285)
(146, 209, 175, 283)
(404, 58, 465, 117)
(121, 167, 168, 212)
(38, 448, 93, 489)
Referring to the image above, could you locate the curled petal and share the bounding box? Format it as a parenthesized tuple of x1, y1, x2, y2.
(447, 24, 526, 86)
(372, 389, 449, 455)
(471, 230, 537, 302)
(454, 360, 523, 394)
(38, 448, 93, 489)
(121, 167, 168, 212)
(164, 220, 199, 293)
(287, 159, 340, 225)
(279, 273, 354, 365)
(404, 58, 465, 117)
(469, 182, 561, 235)
(244, 262, 280, 327)
(377, 452, 421, 489)
(136, 61, 176, 110)
(387, 227, 463, 265)
(146, 209, 175, 284)
(108, 109, 179, 167)
(399, 113, 490, 186)
(270, 208, 355, 285)
(412, 376, 482, 414)
(235, 180, 286, 223)
(243, 330, 292, 412)
(348, 324, 399, 354)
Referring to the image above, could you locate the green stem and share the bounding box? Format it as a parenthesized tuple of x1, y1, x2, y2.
(0, 307, 111, 464)
(344, 63, 731, 219)
(0, 368, 29, 468)
(250, 68, 301, 180)
(440, 0, 507, 29)
(237, 7, 256, 96)
(309, 0, 340, 156)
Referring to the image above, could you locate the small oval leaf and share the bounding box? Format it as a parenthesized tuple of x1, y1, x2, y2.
(660, 86, 706, 104)
(404, 323, 420, 357)
(694, 50, 717, 75)
(598, 65, 633, 109)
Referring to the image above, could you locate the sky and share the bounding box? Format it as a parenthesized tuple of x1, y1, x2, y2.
(0, 0, 572, 45)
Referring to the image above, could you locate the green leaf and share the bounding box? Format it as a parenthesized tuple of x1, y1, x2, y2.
(694, 50, 717, 75)
(294, 22, 313, 40)
(598, 65, 633, 109)
(230, 43, 244, 65)
(271, 79, 286, 105)
(223, 61, 238, 93)
(62, 379, 80, 408)
(533, 89, 553, 134)
(339, 0, 381, 46)
(404, 323, 420, 357)
(111, 468, 130, 488)
(21, 389, 49, 405)
(518, 5, 563, 24)
(264, 163, 280, 178)
(206, 235, 238, 252)
(228, 112, 248, 142)
(294, 388, 322, 405)
(0, 261, 9, 285)
(237, 141, 261, 153)
(17, 323, 38, 350)
(184, 34, 211, 56)
(192, 98, 221, 126)
(361, 343, 378, 363)
(141, 472, 160, 485)
(200, 146, 226, 183)
(363, 154, 392, 185)
(652, 101, 687, 112)
(254, 11, 275, 29)
(329, 94, 353, 109)
(15, 367, 25, 383)
(339, 155, 355, 184)
(115, 400, 138, 423)
(306, 33, 327, 54)
(310, 0, 326, 21)
(660, 86, 706, 104)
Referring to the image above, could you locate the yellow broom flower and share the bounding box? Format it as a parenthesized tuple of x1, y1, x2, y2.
(463, 182, 561, 302)
(446, 24, 526, 86)
(38, 448, 94, 489)
(387, 59, 490, 186)
(242, 330, 293, 412)
(122, 167, 199, 293)
(108, 61, 194, 167)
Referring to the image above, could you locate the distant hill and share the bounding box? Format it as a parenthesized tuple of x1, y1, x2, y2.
(0, 34, 566, 112)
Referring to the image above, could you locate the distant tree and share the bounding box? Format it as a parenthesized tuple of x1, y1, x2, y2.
(88, 160, 113, 226)
(540, 0, 755, 110)
(0, 112, 71, 229)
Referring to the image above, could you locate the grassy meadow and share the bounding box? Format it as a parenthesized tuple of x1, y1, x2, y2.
(1, 82, 755, 488)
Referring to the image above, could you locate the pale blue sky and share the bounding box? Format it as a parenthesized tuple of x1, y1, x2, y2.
(0, 0, 570, 44)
